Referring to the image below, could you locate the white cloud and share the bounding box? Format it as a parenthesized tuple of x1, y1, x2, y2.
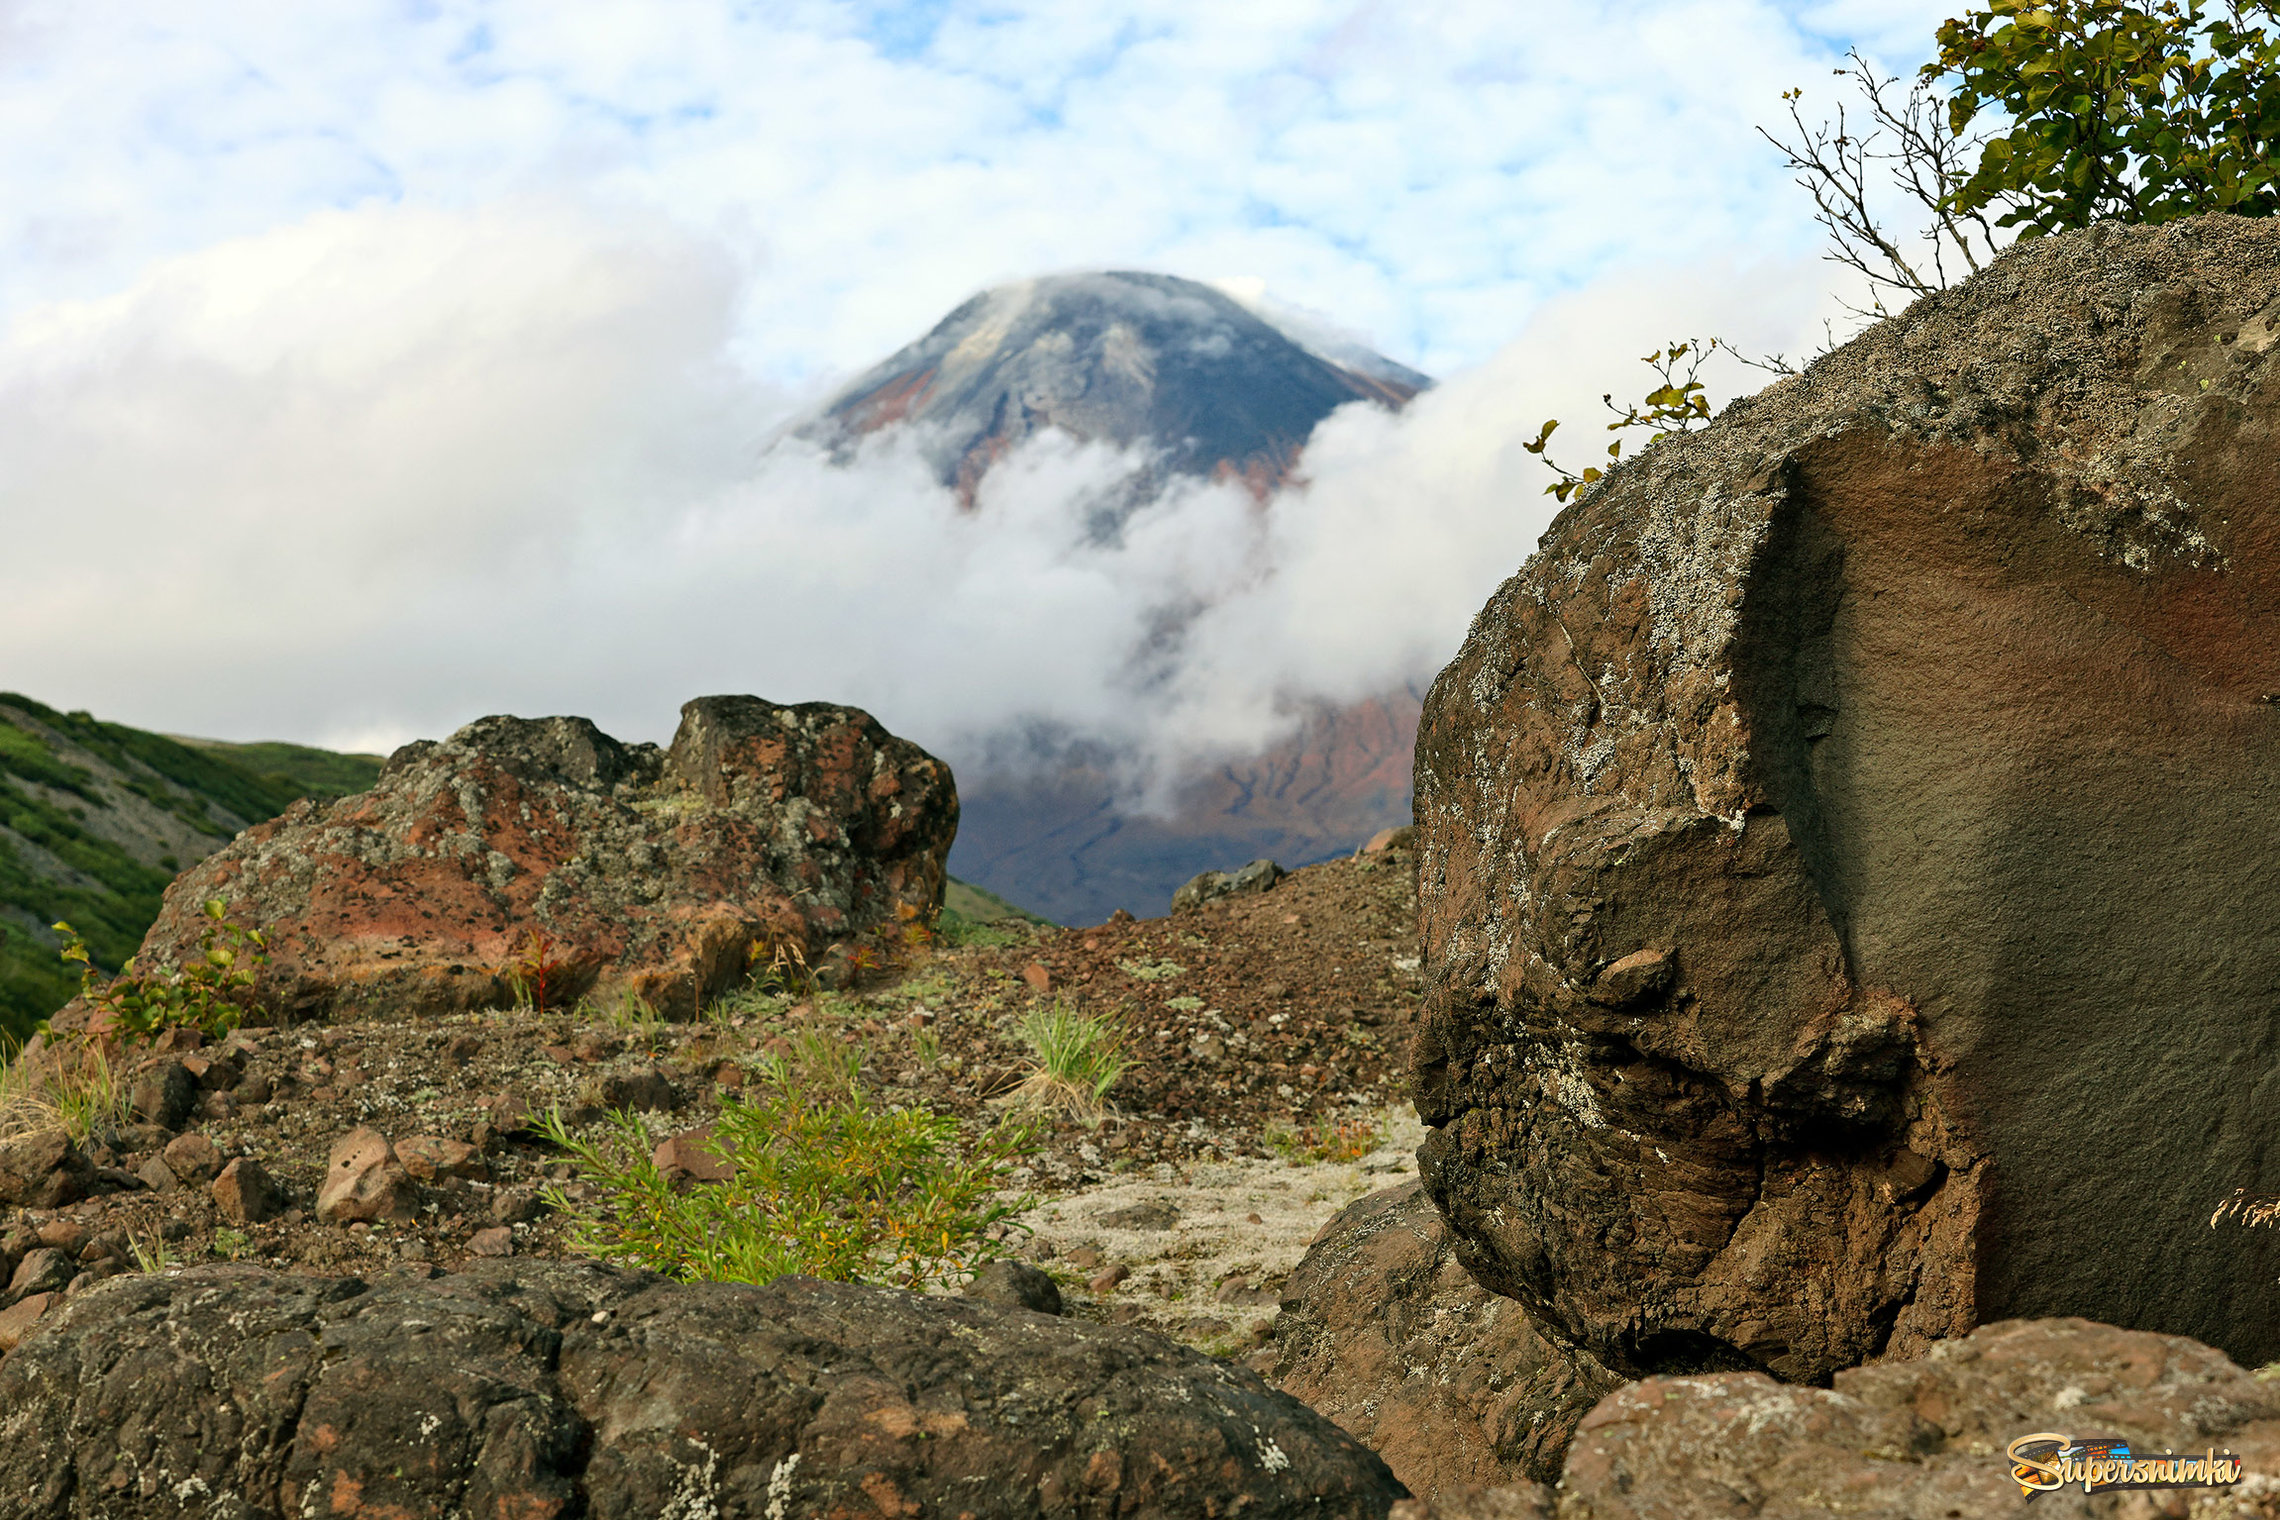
(0, 1, 1950, 780)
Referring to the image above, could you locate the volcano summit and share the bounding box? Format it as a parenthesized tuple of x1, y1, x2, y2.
(804, 270, 1428, 506)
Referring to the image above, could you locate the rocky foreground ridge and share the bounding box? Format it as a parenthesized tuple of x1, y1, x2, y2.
(1415, 213, 2280, 1390)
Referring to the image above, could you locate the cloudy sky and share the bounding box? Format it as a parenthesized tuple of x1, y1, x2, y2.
(0, 0, 1960, 769)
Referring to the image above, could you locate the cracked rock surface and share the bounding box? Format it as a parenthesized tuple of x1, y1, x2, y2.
(1413, 215, 2280, 1381)
(0, 1259, 1404, 1519)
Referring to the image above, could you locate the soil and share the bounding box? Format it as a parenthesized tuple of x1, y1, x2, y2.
(4, 842, 1423, 1362)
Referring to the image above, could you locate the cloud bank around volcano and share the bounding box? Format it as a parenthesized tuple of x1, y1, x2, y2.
(0, 199, 1839, 793)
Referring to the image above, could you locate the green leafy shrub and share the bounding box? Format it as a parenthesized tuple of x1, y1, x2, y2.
(1936, 0, 2280, 234)
(55, 897, 265, 1044)
(1008, 1002, 1131, 1119)
(537, 1069, 1037, 1289)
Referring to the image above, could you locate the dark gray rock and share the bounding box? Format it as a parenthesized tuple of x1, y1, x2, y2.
(0, 1260, 1405, 1518)
(1098, 1200, 1180, 1231)
(127, 1059, 196, 1131)
(0, 1131, 98, 1210)
(4, 1247, 73, 1306)
(598, 1065, 678, 1114)
(1172, 859, 1285, 913)
(962, 1258, 1064, 1316)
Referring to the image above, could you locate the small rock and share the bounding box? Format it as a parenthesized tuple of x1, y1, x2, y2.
(1088, 1263, 1131, 1294)
(134, 1157, 178, 1194)
(1360, 826, 1416, 855)
(1022, 963, 1053, 995)
(234, 1074, 274, 1105)
(1171, 859, 1285, 913)
(316, 1128, 419, 1225)
(212, 1157, 287, 1225)
(963, 1259, 1063, 1316)
(467, 1226, 515, 1258)
(650, 1124, 733, 1184)
(599, 1066, 678, 1113)
(0, 1291, 55, 1353)
(1099, 1201, 1179, 1232)
(1188, 1035, 1225, 1063)
(156, 1218, 193, 1242)
(7, 1248, 74, 1305)
(0, 1132, 97, 1211)
(115, 1123, 172, 1153)
(33, 1220, 90, 1255)
(61, 1271, 94, 1296)
(1589, 947, 1673, 1007)
(161, 1133, 223, 1184)
(127, 1060, 197, 1131)
(491, 1187, 549, 1226)
(1066, 1246, 1104, 1270)
(78, 1230, 128, 1265)
(394, 1135, 488, 1182)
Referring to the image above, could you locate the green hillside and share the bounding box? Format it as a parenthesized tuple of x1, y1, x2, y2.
(0, 694, 384, 1047)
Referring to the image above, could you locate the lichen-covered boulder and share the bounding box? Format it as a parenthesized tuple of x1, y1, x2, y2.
(1559, 1317, 2280, 1519)
(1412, 216, 2280, 1381)
(0, 1260, 1406, 1519)
(97, 696, 956, 1023)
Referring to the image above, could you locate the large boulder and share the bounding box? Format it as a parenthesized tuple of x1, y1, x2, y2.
(1412, 216, 2280, 1382)
(0, 1260, 1406, 1519)
(1270, 1183, 1622, 1495)
(98, 696, 956, 1023)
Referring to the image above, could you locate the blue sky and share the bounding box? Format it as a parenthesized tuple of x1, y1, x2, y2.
(0, 0, 1963, 759)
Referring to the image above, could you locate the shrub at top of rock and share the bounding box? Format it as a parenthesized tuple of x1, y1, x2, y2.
(0, 1259, 1404, 1519)
(86, 696, 956, 1025)
(1413, 216, 2280, 1384)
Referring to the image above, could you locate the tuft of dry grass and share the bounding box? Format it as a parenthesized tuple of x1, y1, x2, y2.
(1263, 1113, 1381, 1165)
(1006, 1003, 1131, 1121)
(0, 1035, 130, 1144)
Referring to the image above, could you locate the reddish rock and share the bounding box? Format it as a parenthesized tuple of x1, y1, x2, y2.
(1414, 218, 2280, 1380)
(161, 1132, 222, 1184)
(1359, 825, 1415, 855)
(1022, 961, 1053, 995)
(315, 1128, 417, 1225)
(212, 1157, 287, 1225)
(0, 1292, 54, 1355)
(393, 1135, 486, 1182)
(96, 696, 956, 1026)
(1271, 1183, 1622, 1495)
(649, 1123, 733, 1184)
(466, 1226, 514, 1258)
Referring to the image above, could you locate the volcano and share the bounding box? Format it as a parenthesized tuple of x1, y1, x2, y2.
(804, 271, 1427, 505)
(807, 271, 1430, 924)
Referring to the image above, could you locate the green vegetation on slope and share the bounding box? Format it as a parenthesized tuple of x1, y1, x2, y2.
(0, 694, 381, 1047)
(174, 737, 385, 802)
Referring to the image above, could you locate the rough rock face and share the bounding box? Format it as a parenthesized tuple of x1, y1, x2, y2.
(1270, 1183, 1623, 1494)
(0, 1260, 1405, 1519)
(1412, 216, 2280, 1380)
(107, 696, 955, 1023)
(1559, 1317, 2280, 1519)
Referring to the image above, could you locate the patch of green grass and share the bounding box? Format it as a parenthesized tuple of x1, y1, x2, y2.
(1008, 1002, 1132, 1120)
(537, 1070, 1038, 1289)
(1117, 958, 1185, 982)
(171, 737, 383, 800)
